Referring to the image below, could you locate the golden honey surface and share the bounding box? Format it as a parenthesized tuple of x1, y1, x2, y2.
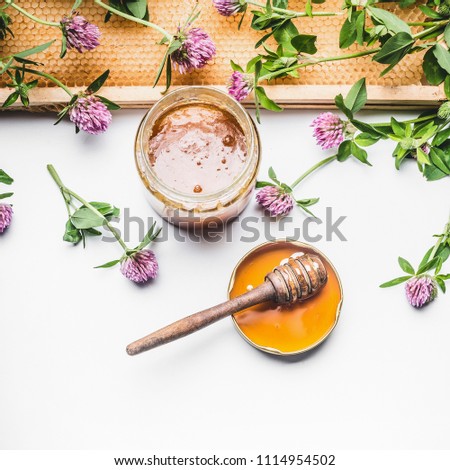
(229, 242, 342, 354)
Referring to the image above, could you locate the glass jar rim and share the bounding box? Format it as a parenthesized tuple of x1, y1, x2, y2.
(136, 86, 260, 204)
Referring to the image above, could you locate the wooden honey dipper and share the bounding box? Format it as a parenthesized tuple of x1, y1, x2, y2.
(126, 253, 328, 355)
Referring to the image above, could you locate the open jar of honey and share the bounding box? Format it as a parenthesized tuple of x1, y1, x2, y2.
(229, 240, 343, 356)
(135, 86, 261, 227)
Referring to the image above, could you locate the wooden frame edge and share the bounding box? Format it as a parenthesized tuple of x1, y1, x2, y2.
(0, 84, 445, 111)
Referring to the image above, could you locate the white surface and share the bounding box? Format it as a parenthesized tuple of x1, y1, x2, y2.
(0, 108, 449, 451)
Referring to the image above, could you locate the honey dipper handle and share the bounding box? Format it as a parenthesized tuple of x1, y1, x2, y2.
(126, 282, 275, 355)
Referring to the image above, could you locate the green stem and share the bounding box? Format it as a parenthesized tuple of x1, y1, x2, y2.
(407, 22, 437, 27)
(261, 48, 380, 81)
(371, 114, 438, 128)
(260, 21, 448, 83)
(246, 0, 340, 17)
(430, 214, 450, 261)
(93, 0, 172, 40)
(47, 164, 129, 253)
(6, 1, 60, 27)
(12, 66, 73, 96)
(414, 20, 448, 40)
(290, 155, 337, 189)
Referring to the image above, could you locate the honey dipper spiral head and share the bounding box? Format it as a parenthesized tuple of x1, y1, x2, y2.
(265, 252, 328, 304)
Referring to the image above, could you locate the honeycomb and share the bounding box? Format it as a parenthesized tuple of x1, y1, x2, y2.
(0, 1, 430, 98)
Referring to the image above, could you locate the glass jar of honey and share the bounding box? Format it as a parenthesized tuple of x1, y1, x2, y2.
(135, 86, 261, 227)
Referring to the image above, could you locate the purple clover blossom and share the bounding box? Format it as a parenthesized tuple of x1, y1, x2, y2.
(228, 71, 253, 101)
(61, 13, 100, 53)
(0, 203, 13, 233)
(405, 275, 438, 308)
(213, 0, 246, 16)
(120, 250, 159, 284)
(69, 95, 112, 135)
(171, 27, 216, 74)
(256, 186, 294, 217)
(311, 112, 346, 150)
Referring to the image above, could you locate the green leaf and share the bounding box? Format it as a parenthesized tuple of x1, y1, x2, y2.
(94, 259, 121, 269)
(445, 76, 450, 100)
(437, 273, 450, 281)
(424, 163, 449, 180)
(126, 0, 148, 19)
(305, 0, 312, 17)
(394, 144, 408, 170)
(334, 94, 353, 120)
(88, 201, 120, 218)
(445, 24, 450, 48)
(255, 87, 282, 112)
(423, 48, 447, 86)
(418, 247, 433, 272)
(416, 257, 440, 275)
(433, 44, 450, 74)
(71, 207, 105, 230)
(246, 55, 262, 74)
(379, 275, 412, 288)
(344, 78, 367, 114)
(433, 127, 450, 147)
(165, 55, 172, 93)
(436, 244, 450, 264)
(436, 277, 446, 293)
(13, 56, 42, 67)
(268, 167, 280, 185)
(13, 41, 55, 59)
(373, 32, 414, 65)
(2, 92, 19, 108)
(153, 48, 169, 87)
(0, 192, 13, 199)
(230, 60, 244, 73)
(355, 10, 366, 46)
(368, 7, 411, 35)
(429, 148, 450, 174)
(339, 18, 357, 49)
(351, 120, 387, 137)
(418, 5, 444, 19)
(391, 117, 405, 137)
(337, 140, 352, 162)
(60, 33, 67, 59)
(167, 39, 182, 55)
(432, 128, 450, 147)
(291, 34, 317, 55)
(256, 181, 276, 188)
(0, 170, 14, 185)
(273, 20, 299, 44)
(254, 58, 262, 83)
(137, 224, 161, 250)
(296, 197, 319, 206)
(398, 256, 415, 275)
(417, 147, 431, 166)
(96, 95, 121, 110)
(63, 220, 82, 245)
(355, 132, 379, 147)
(351, 142, 372, 165)
(87, 70, 110, 94)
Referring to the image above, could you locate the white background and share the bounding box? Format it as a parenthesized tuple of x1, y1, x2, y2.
(0, 107, 449, 451)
